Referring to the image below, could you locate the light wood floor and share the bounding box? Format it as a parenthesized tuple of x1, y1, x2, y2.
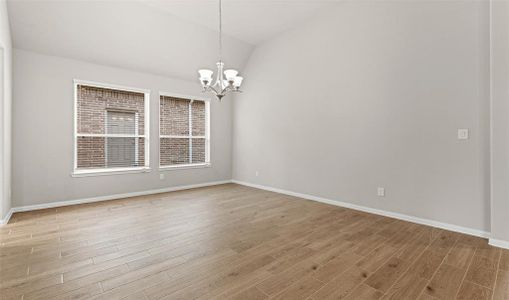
(1, 183, 508, 300)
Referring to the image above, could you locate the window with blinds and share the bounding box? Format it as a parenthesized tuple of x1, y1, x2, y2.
(74, 82, 150, 174)
(159, 95, 210, 168)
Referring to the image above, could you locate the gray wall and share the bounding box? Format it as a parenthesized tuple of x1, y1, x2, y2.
(233, 1, 491, 232)
(0, 0, 12, 221)
(12, 49, 232, 207)
(491, 1, 509, 242)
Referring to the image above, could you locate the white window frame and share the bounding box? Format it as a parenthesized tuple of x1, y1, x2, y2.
(158, 91, 211, 170)
(72, 79, 151, 177)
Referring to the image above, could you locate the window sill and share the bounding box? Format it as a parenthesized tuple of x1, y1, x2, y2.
(159, 163, 211, 171)
(72, 167, 151, 177)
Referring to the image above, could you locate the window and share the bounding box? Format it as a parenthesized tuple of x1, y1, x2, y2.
(159, 94, 210, 168)
(74, 81, 150, 175)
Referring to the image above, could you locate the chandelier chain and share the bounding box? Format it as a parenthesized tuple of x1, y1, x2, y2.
(219, 0, 222, 62)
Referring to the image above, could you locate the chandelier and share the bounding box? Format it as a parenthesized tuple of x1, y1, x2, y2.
(198, 0, 243, 101)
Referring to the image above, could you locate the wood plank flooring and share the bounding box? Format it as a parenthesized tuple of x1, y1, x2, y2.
(0, 183, 508, 300)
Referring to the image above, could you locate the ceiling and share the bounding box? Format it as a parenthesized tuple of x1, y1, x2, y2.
(140, 0, 342, 45)
(6, 0, 340, 81)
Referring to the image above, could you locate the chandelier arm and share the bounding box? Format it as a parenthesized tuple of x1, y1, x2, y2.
(220, 85, 231, 95)
(212, 78, 222, 90)
(209, 86, 220, 95)
(202, 85, 216, 95)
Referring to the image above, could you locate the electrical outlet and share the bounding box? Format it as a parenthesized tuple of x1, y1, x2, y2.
(255, 171, 259, 177)
(458, 129, 469, 140)
(159, 174, 165, 180)
(377, 187, 385, 197)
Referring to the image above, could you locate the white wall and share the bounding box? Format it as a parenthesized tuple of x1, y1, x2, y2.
(233, 1, 491, 232)
(0, 0, 12, 222)
(490, 0, 509, 244)
(12, 49, 232, 207)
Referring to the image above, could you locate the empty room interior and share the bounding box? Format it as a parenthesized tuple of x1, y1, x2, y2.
(1, 0, 509, 299)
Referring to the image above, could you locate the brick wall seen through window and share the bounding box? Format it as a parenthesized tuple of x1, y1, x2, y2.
(75, 83, 149, 172)
(160, 95, 209, 167)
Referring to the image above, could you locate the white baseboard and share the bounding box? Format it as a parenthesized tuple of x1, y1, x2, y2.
(3, 179, 504, 248)
(0, 180, 232, 225)
(232, 180, 491, 239)
(0, 208, 14, 226)
(489, 238, 509, 250)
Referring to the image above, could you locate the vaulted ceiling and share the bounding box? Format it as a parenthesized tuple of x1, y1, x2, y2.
(7, 0, 339, 81)
(141, 0, 341, 45)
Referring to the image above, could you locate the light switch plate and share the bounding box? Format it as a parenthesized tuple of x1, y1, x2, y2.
(159, 174, 165, 180)
(458, 129, 469, 140)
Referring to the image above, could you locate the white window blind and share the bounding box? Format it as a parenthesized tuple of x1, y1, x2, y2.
(74, 82, 150, 174)
(159, 95, 210, 167)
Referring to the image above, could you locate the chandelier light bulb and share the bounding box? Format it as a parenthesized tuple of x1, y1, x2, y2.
(198, 69, 213, 80)
(224, 69, 238, 82)
(200, 79, 209, 86)
(233, 76, 243, 88)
